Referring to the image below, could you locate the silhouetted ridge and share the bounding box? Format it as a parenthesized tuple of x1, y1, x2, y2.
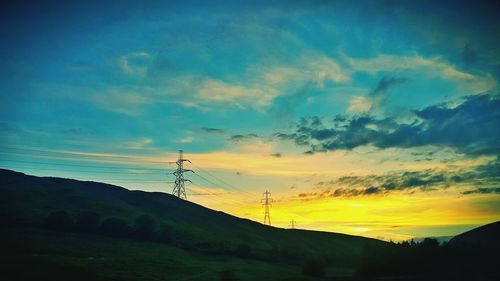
(450, 220, 500, 249)
(0, 168, 385, 265)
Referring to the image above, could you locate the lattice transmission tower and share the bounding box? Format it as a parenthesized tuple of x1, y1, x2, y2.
(171, 150, 192, 199)
(261, 190, 273, 226)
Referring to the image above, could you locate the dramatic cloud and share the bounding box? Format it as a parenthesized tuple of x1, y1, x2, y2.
(276, 93, 500, 156)
(299, 159, 500, 199)
(310, 169, 453, 198)
(462, 188, 500, 195)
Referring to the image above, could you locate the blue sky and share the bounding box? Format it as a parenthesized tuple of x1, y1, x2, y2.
(1, 0, 499, 240)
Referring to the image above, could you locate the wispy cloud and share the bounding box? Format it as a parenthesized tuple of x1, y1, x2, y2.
(118, 51, 152, 76)
(123, 138, 153, 150)
(348, 96, 372, 113)
(197, 79, 278, 109)
(175, 136, 194, 144)
(228, 134, 262, 143)
(343, 53, 496, 94)
(90, 88, 151, 116)
(368, 76, 408, 112)
(201, 127, 226, 134)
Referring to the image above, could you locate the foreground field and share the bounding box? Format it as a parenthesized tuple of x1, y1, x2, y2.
(2, 170, 498, 281)
(1, 227, 355, 281)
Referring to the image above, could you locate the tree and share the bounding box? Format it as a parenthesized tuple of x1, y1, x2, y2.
(234, 243, 251, 258)
(420, 237, 440, 249)
(75, 211, 100, 233)
(44, 211, 73, 231)
(156, 223, 173, 243)
(133, 215, 156, 240)
(100, 217, 129, 237)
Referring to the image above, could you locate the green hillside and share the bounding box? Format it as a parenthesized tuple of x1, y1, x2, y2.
(2, 169, 499, 280)
(1, 228, 302, 281)
(0, 168, 387, 280)
(449, 220, 500, 249)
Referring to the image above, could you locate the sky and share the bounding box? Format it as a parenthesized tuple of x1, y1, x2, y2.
(1, 0, 499, 241)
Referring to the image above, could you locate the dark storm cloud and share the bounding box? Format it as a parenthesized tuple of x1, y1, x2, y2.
(276, 93, 500, 156)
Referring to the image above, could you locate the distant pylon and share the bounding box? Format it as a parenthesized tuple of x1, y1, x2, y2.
(261, 190, 273, 226)
(289, 219, 297, 229)
(172, 150, 192, 199)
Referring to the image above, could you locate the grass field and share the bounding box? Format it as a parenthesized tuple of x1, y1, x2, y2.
(2, 227, 351, 281)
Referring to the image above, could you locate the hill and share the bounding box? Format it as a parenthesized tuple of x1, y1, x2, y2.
(0, 168, 386, 280)
(450, 220, 500, 249)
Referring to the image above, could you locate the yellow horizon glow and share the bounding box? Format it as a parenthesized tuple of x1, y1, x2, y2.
(3, 144, 499, 241)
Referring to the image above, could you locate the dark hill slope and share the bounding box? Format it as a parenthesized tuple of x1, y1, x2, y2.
(450, 220, 500, 249)
(0, 168, 386, 265)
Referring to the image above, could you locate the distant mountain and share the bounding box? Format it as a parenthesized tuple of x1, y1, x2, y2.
(411, 236, 454, 244)
(0, 168, 385, 265)
(450, 220, 500, 249)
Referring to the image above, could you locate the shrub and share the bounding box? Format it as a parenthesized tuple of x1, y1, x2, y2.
(75, 211, 100, 233)
(133, 215, 156, 240)
(44, 211, 73, 231)
(156, 223, 173, 243)
(100, 217, 129, 237)
(234, 243, 252, 258)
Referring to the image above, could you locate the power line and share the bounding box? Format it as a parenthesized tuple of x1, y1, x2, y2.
(0, 146, 174, 164)
(0, 148, 256, 210)
(88, 180, 172, 183)
(188, 173, 254, 207)
(190, 163, 260, 197)
(0, 159, 165, 171)
(191, 172, 222, 188)
(190, 180, 250, 208)
(0, 164, 170, 175)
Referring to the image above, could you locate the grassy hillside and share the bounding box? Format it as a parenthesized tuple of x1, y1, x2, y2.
(2, 169, 499, 280)
(449, 220, 500, 249)
(1, 227, 305, 281)
(0, 169, 386, 274)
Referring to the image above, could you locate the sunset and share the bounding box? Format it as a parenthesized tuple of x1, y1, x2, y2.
(1, 1, 499, 280)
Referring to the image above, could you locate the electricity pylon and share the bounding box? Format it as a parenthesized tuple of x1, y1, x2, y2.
(289, 219, 297, 229)
(261, 190, 273, 226)
(172, 150, 192, 199)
